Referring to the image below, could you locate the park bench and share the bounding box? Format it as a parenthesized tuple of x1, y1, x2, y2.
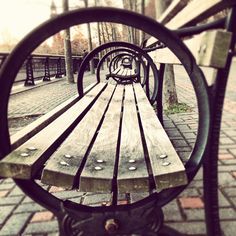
(0, 1, 235, 235)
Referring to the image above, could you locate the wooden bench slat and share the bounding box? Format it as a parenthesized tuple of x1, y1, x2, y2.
(149, 30, 232, 68)
(166, 0, 235, 29)
(112, 67, 121, 75)
(41, 84, 116, 188)
(158, 0, 189, 25)
(10, 83, 98, 150)
(133, 83, 187, 190)
(117, 85, 150, 193)
(79, 85, 124, 192)
(0, 83, 107, 179)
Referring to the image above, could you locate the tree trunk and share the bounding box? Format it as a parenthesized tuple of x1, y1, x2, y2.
(140, 0, 146, 43)
(84, 0, 95, 74)
(63, 0, 74, 83)
(155, 0, 178, 108)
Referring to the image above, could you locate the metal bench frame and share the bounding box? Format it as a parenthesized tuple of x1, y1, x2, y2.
(0, 5, 235, 235)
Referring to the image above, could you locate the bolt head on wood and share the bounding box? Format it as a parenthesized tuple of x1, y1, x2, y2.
(20, 153, 29, 157)
(59, 161, 69, 166)
(96, 159, 104, 163)
(64, 154, 72, 159)
(129, 166, 137, 171)
(105, 219, 119, 234)
(162, 161, 171, 166)
(94, 166, 103, 171)
(128, 159, 136, 163)
(27, 147, 37, 151)
(159, 154, 167, 159)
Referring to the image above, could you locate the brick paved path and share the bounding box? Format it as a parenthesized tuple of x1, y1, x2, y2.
(0, 65, 236, 235)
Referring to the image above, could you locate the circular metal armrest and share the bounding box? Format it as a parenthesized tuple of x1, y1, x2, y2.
(0, 7, 210, 212)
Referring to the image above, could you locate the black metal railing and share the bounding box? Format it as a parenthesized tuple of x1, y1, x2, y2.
(0, 53, 99, 86)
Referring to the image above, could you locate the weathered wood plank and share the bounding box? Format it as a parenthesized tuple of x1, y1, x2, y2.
(0, 83, 107, 179)
(79, 85, 124, 192)
(133, 83, 187, 190)
(117, 85, 149, 193)
(149, 30, 232, 68)
(41, 84, 116, 188)
(10, 82, 98, 150)
(158, 0, 189, 25)
(166, 0, 236, 29)
(112, 67, 121, 75)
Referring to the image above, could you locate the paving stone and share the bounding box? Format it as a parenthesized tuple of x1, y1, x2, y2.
(31, 211, 54, 222)
(230, 196, 236, 207)
(172, 139, 189, 148)
(0, 213, 31, 236)
(193, 168, 203, 180)
(0, 182, 15, 190)
(162, 200, 183, 221)
(218, 172, 236, 187)
(221, 159, 236, 165)
(0, 190, 9, 197)
(165, 222, 206, 235)
(82, 193, 111, 205)
(220, 137, 235, 145)
(2, 179, 14, 184)
(183, 208, 205, 221)
(232, 171, 236, 178)
(218, 165, 236, 172)
(130, 192, 149, 203)
(0, 196, 23, 206)
(221, 221, 236, 236)
(8, 185, 24, 196)
(223, 129, 236, 137)
(23, 221, 58, 234)
(179, 197, 204, 209)
(22, 196, 35, 204)
(49, 186, 65, 193)
(0, 205, 15, 225)
(222, 187, 236, 197)
(229, 148, 236, 156)
(52, 190, 84, 200)
(179, 188, 199, 197)
(218, 153, 235, 160)
(218, 190, 231, 207)
(15, 203, 45, 213)
(219, 208, 236, 219)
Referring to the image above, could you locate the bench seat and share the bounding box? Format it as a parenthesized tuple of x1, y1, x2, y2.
(106, 67, 138, 83)
(0, 82, 187, 193)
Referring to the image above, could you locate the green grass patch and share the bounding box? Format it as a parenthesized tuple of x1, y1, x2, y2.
(164, 102, 192, 115)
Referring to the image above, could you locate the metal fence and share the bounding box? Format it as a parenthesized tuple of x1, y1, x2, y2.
(0, 53, 99, 86)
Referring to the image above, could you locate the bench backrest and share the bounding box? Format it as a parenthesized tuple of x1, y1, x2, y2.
(147, 0, 234, 73)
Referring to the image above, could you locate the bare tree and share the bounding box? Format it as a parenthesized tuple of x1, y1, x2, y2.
(63, 0, 74, 83)
(140, 0, 145, 42)
(155, 0, 178, 108)
(83, 0, 95, 74)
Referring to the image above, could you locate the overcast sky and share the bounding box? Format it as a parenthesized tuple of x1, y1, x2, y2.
(0, 0, 123, 44)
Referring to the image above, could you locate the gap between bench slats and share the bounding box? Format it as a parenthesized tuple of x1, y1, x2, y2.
(133, 84, 187, 190)
(0, 83, 107, 179)
(78, 84, 124, 192)
(42, 83, 117, 189)
(117, 84, 150, 193)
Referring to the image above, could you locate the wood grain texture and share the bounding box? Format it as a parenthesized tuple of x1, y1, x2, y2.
(118, 85, 149, 193)
(166, 0, 236, 29)
(149, 30, 232, 68)
(79, 85, 124, 192)
(10, 82, 98, 150)
(0, 83, 107, 179)
(133, 83, 187, 190)
(41, 84, 116, 188)
(158, 0, 189, 24)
